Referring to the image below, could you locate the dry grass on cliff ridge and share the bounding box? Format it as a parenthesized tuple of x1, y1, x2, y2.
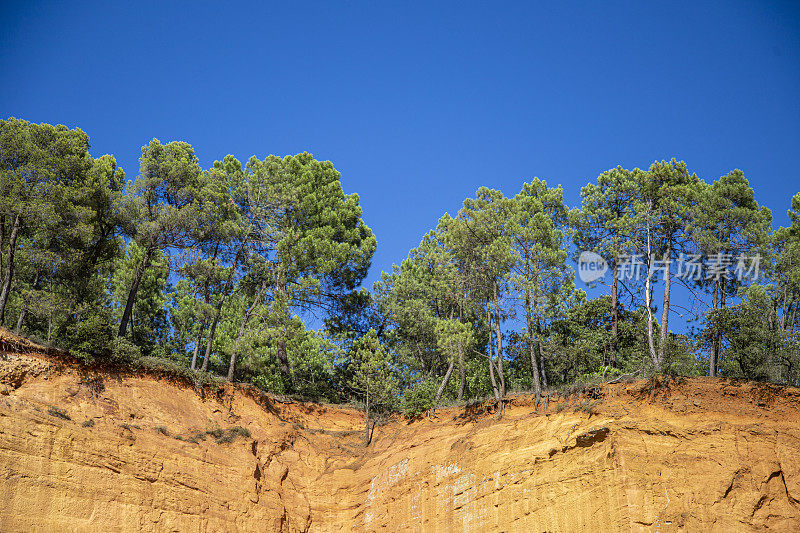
(0, 327, 49, 355)
(0, 328, 328, 418)
(4, 326, 799, 433)
(0, 327, 230, 398)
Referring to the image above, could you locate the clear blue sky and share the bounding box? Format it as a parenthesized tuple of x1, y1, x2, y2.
(2, 0, 799, 298)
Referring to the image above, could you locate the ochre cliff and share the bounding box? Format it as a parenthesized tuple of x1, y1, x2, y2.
(1, 345, 800, 531)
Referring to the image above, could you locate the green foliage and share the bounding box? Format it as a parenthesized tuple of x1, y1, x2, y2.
(662, 335, 703, 377)
(172, 425, 250, 445)
(48, 406, 71, 420)
(1, 118, 126, 347)
(710, 285, 795, 381)
(237, 317, 336, 398)
(59, 308, 117, 363)
(580, 366, 624, 382)
(115, 138, 205, 339)
(56, 307, 141, 364)
(4, 115, 798, 409)
(111, 242, 170, 356)
(402, 378, 438, 417)
(572, 166, 645, 264)
(346, 329, 399, 411)
(215, 426, 251, 444)
(111, 337, 142, 363)
(375, 225, 467, 395)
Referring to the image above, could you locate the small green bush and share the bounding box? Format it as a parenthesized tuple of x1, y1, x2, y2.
(47, 406, 71, 420)
(82, 419, 95, 427)
(171, 426, 251, 445)
(230, 426, 251, 438)
(57, 311, 114, 363)
(111, 337, 141, 363)
(154, 425, 170, 436)
(402, 378, 438, 417)
(214, 426, 251, 444)
(207, 428, 224, 439)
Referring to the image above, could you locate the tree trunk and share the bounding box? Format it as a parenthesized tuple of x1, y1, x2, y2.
(457, 342, 465, 401)
(364, 382, 370, 446)
(435, 307, 456, 401)
(457, 297, 466, 401)
(0, 211, 22, 325)
(0, 214, 5, 287)
(275, 275, 292, 386)
(118, 246, 153, 337)
(658, 247, 672, 368)
(538, 337, 548, 390)
(709, 280, 719, 377)
(417, 344, 427, 374)
(14, 270, 39, 334)
(487, 299, 504, 416)
(715, 277, 728, 374)
(644, 216, 660, 371)
(645, 267, 658, 370)
(15, 306, 25, 333)
(492, 281, 505, 398)
(191, 326, 204, 371)
(436, 360, 455, 401)
(228, 281, 266, 381)
(191, 247, 220, 365)
(610, 262, 619, 368)
(526, 287, 542, 400)
(486, 304, 501, 403)
(201, 250, 242, 372)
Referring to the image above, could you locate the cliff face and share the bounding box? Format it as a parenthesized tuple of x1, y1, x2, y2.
(1, 348, 800, 532)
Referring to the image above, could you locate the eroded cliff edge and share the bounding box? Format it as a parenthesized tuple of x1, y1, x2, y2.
(1, 347, 799, 532)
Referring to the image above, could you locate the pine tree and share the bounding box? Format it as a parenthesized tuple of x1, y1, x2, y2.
(347, 329, 397, 446)
(118, 139, 205, 337)
(508, 179, 571, 400)
(692, 170, 772, 376)
(640, 160, 702, 372)
(239, 153, 376, 388)
(572, 167, 646, 369)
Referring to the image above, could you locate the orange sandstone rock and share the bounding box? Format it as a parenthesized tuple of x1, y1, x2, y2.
(1, 350, 799, 532)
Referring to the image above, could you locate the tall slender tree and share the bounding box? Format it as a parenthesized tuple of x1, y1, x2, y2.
(641, 160, 701, 371)
(0, 119, 94, 324)
(692, 170, 771, 376)
(197, 156, 248, 372)
(233, 153, 376, 387)
(572, 167, 646, 368)
(508, 179, 570, 400)
(347, 329, 397, 445)
(447, 188, 515, 412)
(117, 139, 204, 337)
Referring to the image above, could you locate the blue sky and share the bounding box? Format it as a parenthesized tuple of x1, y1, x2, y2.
(2, 1, 799, 322)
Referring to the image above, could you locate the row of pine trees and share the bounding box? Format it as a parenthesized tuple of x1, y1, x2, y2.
(2, 117, 799, 421)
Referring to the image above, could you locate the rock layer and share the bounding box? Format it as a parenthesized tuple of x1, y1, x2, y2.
(1, 350, 799, 532)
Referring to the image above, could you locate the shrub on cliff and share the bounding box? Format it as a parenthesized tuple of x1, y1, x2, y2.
(58, 309, 140, 364)
(402, 378, 438, 417)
